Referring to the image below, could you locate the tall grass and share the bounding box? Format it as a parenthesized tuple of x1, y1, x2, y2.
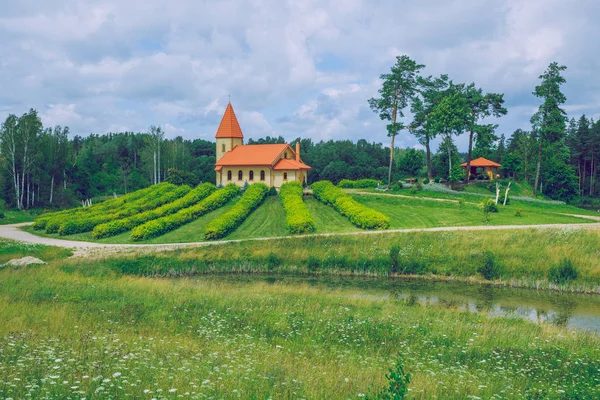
(93, 228, 600, 292)
(0, 264, 598, 398)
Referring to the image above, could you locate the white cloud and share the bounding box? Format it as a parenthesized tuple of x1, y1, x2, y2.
(0, 0, 598, 150)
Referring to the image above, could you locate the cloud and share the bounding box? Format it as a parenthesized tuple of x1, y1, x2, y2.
(0, 0, 598, 152)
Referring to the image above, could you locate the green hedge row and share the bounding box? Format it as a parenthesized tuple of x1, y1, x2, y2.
(312, 180, 390, 229)
(279, 181, 316, 234)
(92, 183, 216, 239)
(204, 183, 269, 240)
(34, 182, 169, 230)
(338, 179, 380, 188)
(130, 184, 241, 241)
(41, 183, 176, 233)
(57, 184, 190, 236)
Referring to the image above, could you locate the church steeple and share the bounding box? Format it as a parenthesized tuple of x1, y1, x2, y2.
(215, 102, 244, 162)
(215, 102, 244, 139)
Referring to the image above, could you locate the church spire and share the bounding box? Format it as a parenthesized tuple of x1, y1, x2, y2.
(215, 102, 244, 139)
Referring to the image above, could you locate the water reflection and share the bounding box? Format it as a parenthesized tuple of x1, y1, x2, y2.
(195, 274, 600, 333)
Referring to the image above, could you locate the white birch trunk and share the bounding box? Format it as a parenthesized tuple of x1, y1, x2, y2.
(503, 182, 511, 206)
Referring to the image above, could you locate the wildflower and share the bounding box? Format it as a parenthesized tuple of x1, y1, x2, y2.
(169, 388, 177, 393)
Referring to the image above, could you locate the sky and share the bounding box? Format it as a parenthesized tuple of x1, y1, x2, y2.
(1, 0, 599, 151)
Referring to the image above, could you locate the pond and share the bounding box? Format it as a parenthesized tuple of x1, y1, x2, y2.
(195, 274, 600, 333)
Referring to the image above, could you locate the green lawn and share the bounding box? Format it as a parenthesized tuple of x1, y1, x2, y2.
(351, 193, 593, 228)
(22, 188, 597, 245)
(0, 238, 72, 264)
(0, 263, 598, 399)
(0, 209, 36, 225)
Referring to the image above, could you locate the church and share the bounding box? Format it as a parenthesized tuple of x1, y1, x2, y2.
(214, 102, 311, 189)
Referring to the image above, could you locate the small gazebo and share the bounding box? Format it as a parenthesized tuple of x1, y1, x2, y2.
(461, 157, 502, 180)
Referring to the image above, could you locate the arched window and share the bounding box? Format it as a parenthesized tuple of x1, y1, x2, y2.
(238, 170, 243, 181)
(221, 143, 226, 152)
(283, 172, 288, 181)
(260, 170, 265, 181)
(227, 171, 232, 181)
(249, 170, 254, 181)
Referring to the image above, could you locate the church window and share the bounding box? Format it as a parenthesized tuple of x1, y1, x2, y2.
(221, 143, 226, 152)
(283, 172, 288, 181)
(249, 170, 254, 181)
(227, 171, 232, 181)
(238, 170, 243, 181)
(260, 170, 265, 181)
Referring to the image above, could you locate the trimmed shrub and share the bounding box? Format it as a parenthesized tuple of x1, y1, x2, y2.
(338, 179, 379, 189)
(548, 258, 578, 284)
(131, 184, 241, 241)
(37, 183, 171, 230)
(92, 183, 216, 239)
(268, 186, 278, 196)
(58, 183, 189, 236)
(204, 183, 269, 240)
(312, 180, 390, 229)
(279, 181, 315, 234)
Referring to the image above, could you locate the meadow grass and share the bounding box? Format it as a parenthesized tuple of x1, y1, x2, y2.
(94, 228, 600, 292)
(0, 238, 72, 264)
(0, 264, 598, 399)
(0, 209, 37, 225)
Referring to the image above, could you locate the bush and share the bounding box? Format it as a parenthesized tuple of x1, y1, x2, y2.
(267, 252, 283, 270)
(0, 211, 4, 219)
(367, 358, 411, 400)
(279, 181, 316, 234)
(548, 258, 578, 284)
(37, 183, 171, 231)
(434, 177, 440, 183)
(58, 184, 189, 236)
(312, 181, 390, 230)
(478, 198, 498, 222)
(423, 178, 430, 185)
(389, 244, 401, 274)
(477, 251, 504, 280)
(204, 183, 269, 240)
(131, 184, 240, 241)
(515, 208, 523, 217)
(165, 168, 200, 186)
(389, 182, 403, 191)
(338, 179, 379, 189)
(268, 186, 278, 196)
(92, 183, 216, 239)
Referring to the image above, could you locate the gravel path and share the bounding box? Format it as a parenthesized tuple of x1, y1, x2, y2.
(1, 220, 599, 258)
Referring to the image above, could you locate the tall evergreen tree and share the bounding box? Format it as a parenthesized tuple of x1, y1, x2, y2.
(531, 62, 568, 197)
(369, 55, 425, 184)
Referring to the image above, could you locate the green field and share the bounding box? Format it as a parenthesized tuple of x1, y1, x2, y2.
(23, 190, 595, 245)
(0, 209, 36, 225)
(0, 238, 72, 264)
(0, 260, 598, 399)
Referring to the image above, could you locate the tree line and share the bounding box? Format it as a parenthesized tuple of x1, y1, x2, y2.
(368, 56, 599, 201)
(1, 57, 598, 209)
(0, 111, 216, 209)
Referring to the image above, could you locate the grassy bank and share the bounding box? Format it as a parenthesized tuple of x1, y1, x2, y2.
(0, 209, 36, 225)
(0, 263, 598, 399)
(0, 238, 72, 264)
(87, 228, 600, 293)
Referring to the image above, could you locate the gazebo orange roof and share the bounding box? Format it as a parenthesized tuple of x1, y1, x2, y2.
(215, 102, 244, 139)
(461, 157, 501, 167)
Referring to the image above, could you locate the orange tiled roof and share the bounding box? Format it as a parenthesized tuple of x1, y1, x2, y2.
(461, 157, 501, 167)
(216, 144, 289, 166)
(273, 158, 311, 170)
(215, 102, 244, 139)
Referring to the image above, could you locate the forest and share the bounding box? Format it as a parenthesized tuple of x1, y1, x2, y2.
(0, 59, 599, 209)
